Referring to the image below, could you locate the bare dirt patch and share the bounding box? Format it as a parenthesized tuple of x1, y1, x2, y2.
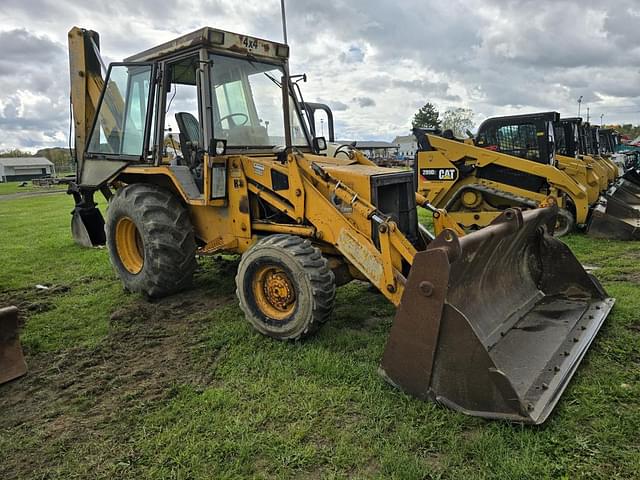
(608, 271, 640, 284)
(0, 264, 236, 479)
(0, 286, 65, 324)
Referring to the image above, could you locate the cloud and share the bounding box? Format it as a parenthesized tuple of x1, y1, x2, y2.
(354, 96, 376, 107)
(0, 0, 638, 149)
(318, 99, 349, 111)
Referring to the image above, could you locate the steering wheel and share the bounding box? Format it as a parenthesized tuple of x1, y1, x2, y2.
(215, 112, 249, 129)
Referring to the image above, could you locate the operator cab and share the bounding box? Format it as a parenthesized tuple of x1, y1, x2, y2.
(474, 112, 560, 192)
(84, 27, 320, 193)
(555, 118, 582, 158)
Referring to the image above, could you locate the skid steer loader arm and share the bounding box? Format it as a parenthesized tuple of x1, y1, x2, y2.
(0, 306, 27, 385)
(380, 207, 613, 424)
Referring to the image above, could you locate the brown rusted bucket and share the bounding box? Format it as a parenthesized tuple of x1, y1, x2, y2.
(0, 306, 27, 384)
(380, 206, 613, 424)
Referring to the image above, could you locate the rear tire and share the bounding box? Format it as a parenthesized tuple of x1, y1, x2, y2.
(235, 234, 336, 340)
(106, 183, 197, 298)
(553, 208, 575, 237)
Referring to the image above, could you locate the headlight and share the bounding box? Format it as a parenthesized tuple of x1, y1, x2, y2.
(214, 139, 227, 156)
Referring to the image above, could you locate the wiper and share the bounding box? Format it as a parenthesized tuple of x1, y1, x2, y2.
(263, 71, 282, 88)
(245, 57, 282, 88)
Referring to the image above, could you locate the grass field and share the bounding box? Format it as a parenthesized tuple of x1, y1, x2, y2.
(0, 182, 66, 195)
(0, 193, 639, 479)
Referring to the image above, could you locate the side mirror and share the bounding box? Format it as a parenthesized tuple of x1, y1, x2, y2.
(313, 136, 327, 152)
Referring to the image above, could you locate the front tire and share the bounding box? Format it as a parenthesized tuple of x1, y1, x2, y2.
(553, 208, 575, 237)
(106, 183, 197, 298)
(235, 234, 336, 340)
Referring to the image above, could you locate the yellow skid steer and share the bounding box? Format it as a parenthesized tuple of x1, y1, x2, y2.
(66, 26, 614, 423)
(414, 112, 589, 236)
(576, 122, 640, 239)
(554, 119, 602, 205)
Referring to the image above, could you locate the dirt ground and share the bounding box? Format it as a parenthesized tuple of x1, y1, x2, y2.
(0, 265, 235, 479)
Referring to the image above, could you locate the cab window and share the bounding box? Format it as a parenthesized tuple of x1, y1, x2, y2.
(87, 64, 153, 157)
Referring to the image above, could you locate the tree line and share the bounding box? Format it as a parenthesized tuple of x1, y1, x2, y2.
(412, 102, 475, 138)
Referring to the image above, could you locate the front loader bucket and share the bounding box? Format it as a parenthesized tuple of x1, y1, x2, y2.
(606, 180, 640, 207)
(622, 168, 640, 187)
(587, 198, 640, 240)
(380, 207, 613, 424)
(0, 306, 27, 384)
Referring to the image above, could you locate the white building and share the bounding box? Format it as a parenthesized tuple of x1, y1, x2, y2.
(0, 157, 55, 182)
(334, 140, 399, 159)
(392, 135, 418, 158)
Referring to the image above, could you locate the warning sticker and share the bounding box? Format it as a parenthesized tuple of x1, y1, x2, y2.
(253, 163, 265, 176)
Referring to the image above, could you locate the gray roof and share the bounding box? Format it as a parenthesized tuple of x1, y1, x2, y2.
(0, 157, 53, 167)
(392, 135, 417, 144)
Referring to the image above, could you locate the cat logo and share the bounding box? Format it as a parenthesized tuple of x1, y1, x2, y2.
(420, 167, 458, 182)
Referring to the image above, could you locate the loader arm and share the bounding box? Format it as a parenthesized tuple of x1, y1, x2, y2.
(556, 154, 600, 204)
(238, 152, 417, 306)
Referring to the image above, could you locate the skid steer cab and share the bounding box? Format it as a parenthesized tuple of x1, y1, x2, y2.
(67, 26, 614, 424)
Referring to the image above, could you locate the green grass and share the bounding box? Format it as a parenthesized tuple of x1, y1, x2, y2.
(0, 181, 66, 195)
(0, 195, 639, 479)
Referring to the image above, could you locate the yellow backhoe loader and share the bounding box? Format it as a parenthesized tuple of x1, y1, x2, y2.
(578, 122, 618, 184)
(0, 306, 27, 385)
(66, 26, 614, 424)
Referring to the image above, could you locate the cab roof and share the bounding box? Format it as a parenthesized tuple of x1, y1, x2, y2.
(124, 26, 289, 63)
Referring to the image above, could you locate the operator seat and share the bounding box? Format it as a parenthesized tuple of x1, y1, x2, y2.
(175, 112, 201, 160)
(175, 112, 204, 192)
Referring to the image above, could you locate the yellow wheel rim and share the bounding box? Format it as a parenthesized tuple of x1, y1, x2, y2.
(115, 217, 144, 274)
(252, 266, 296, 321)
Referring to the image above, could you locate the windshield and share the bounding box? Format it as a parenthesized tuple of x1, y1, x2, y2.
(210, 54, 308, 149)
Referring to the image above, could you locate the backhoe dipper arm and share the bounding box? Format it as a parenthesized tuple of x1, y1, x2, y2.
(68, 27, 124, 181)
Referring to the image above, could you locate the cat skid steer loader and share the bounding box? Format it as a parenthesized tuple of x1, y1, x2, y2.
(416, 112, 640, 240)
(67, 26, 614, 424)
(554, 118, 604, 205)
(415, 112, 589, 237)
(574, 122, 640, 240)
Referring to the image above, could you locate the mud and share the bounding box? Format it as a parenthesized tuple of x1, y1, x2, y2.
(0, 258, 237, 479)
(0, 286, 63, 325)
(608, 271, 640, 284)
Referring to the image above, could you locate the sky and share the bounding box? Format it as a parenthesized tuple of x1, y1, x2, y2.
(1, 0, 639, 151)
